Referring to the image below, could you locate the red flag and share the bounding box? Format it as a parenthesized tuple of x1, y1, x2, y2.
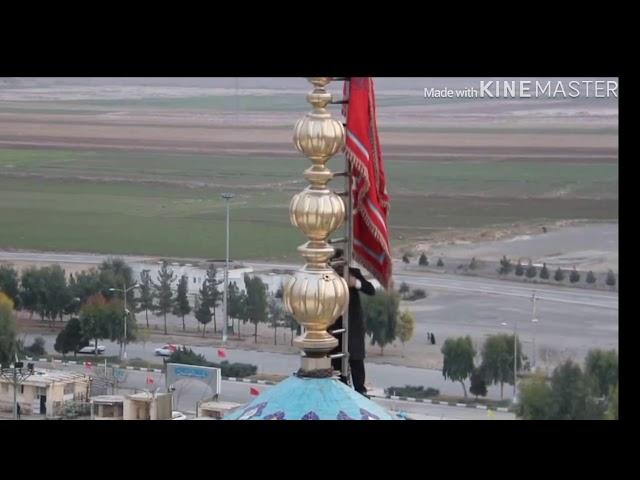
(146, 375, 154, 385)
(217, 349, 227, 359)
(249, 387, 260, 396)
(343, 78, 392, 289)
(84, 362, 92, 369)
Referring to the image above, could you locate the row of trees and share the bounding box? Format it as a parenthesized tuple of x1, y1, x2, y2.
(441, 334, 523, 399)
(499, 256, 616, 287)
(517, 350, 618, 420)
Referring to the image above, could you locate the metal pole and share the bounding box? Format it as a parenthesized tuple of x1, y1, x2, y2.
(531, 292, 537, 369)
(223, 196, 231, 344)
(13, 367, 17, 420)
(513, 318, 518, 399)
(123, 283, 128, 361)
(341, 157, 352, 381)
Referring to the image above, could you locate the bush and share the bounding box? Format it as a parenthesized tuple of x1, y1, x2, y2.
(398, 282, 410, 294)
(386, 385, 440, 398)
(419, 254, 428, 266)
(405, 289, 427, 301)
(402, 254, 410, 264)
(605, 270, 616, 287)
(469, 368, 487, 398)
(554, 268, 565, 282)
(25, 337, 47, 357)
(437, 258, 444, 267)
(525, 262, 537, 279)
(167, 347, 257, 378)
(586, 271, 596, 284)
(570, 268, 580, 283)
(539, 263, 550, 280)
(498, 255, 513, 275)
(515, 261, 524, 276)
(469, 257, 478, 270)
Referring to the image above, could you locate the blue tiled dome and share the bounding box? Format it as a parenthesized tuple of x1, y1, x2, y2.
(223, 375, 399, 420)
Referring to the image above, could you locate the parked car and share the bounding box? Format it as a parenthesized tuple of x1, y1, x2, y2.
(79, 345, 105, 355)
(154, 344, 182, 357)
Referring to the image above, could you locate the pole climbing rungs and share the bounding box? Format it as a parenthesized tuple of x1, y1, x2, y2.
(330, 353, 346, 359)
(328, 237, 347, 245)
(330, 328, 346, 335)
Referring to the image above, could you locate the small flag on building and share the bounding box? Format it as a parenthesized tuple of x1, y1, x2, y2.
(249, 387, 260, 396)
(146, 375, 154, 385)
(84, 362, 92, 369)
(217, 349, 227, 359)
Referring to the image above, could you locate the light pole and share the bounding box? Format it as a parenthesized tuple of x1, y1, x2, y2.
(0, 361, 34, 419)
(531, 292, 539, 370)
(109, 283, 140, 361)
(221, 192, 234, 344)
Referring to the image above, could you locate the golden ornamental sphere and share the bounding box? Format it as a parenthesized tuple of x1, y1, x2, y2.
(307, 77, 333, 88)
(289, 188, 345, 242)
(293, 115, 345, 162)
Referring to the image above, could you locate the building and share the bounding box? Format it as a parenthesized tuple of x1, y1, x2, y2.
(197, 400, 242, 419)
(123, 391, 172, 420)
(91, 395, 125, 420)
(0, 369, 90, 418)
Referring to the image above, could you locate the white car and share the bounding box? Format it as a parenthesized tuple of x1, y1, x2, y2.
(154, 344, 182, 357)
(79, 345, 105, 354)
(172, 411, 187, 420)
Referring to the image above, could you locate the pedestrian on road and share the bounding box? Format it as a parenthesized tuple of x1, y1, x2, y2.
(431, 333, 436, 345)
(16, 403, 21, 420)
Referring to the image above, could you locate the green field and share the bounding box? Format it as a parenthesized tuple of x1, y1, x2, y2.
(0, 146, 618, 260)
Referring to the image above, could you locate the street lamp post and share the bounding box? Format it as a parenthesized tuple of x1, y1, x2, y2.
(109, 283, 140, 361)
(531, 292, 539, 370)
(500, 318, 518, 401)
(221, 192, 234, 344)
(0, 361, 34, 419)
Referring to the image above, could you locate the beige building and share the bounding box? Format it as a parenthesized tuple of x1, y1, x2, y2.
(197, 401, 242, 419)
(91, 395, 125, 420)
(123, 391, 172, 420)
(0, 369, 90, 418)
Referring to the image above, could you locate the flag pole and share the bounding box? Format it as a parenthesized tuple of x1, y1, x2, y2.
(341, 152, 352, 382)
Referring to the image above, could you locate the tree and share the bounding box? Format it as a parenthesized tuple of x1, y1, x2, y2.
(244, 274, 268, 344)
(569, 267, 580, 283)
(0, 264, 20, 308)
(136, 269, 155, 328)
(153, 261, 176, 335)
(437, 258, 444, 267)
(41, 265, 72, 324)
(539, 263, 549, 280)
(469, 367, 487, 399)
(498, 255, 513, 275)
(550, 360, 604, 420)
(194, 286, 212, 337)
(480, 334, 523, 399)
(516, 373, 554, 420)
(396, 310, 415, 356)
(605, 270, 616, 287)
(284, 310, 298, 346)
(228, 281, 247, 337)
(419, 253, 428, 266)
(363, 290, 399, 356)
(605, 383, 618, 420)
(79, 294, 117, 359)
(0, 292, 17, 365)
(515, 261, 524, 276)
(584, 349, 618, 398)
(173, 275, 192, 332)
(586, 270, 596, 284)
(525, 261, 537, 279)
(25, 337, 47, 357)
(19, 266, 46, 321)
(469, 257, 478, 270)
(402, 254, 410, 264)
(267, 294, 285, 345)
(99, 257, 135, 303)
(68, 268, 102, 315)
(441, 336, 475, 397)
(554, 267, 565, 282)
(203, 264, 222, 333)
(54, 317, 87, 359)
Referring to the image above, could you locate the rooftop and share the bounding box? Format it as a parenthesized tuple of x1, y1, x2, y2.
(0, 368, 88, 387)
